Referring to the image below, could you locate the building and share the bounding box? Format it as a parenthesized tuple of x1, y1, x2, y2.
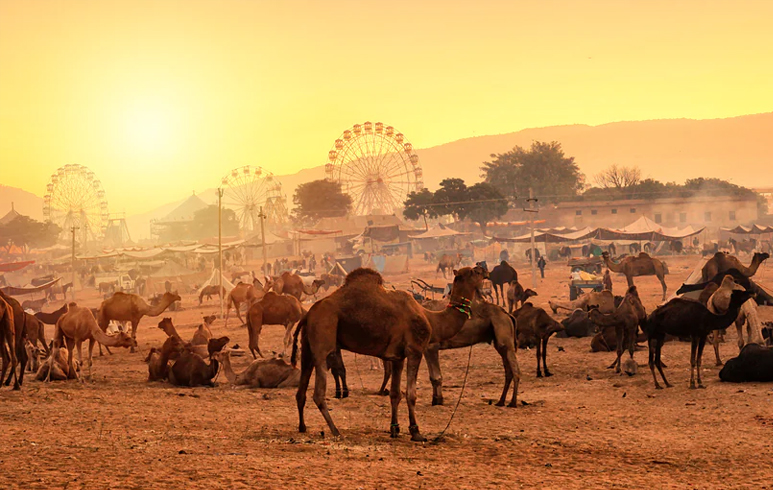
(150, 193, 209, 241)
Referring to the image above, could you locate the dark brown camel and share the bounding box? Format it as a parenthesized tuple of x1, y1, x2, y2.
(701, 252, 769, 282)
(34, 303, 68, 325)
(245, 292, 304, 358)
(0, 290, 26, 390)
(602, 251, 668, 301)
(506, 280, 537, 313)
(0, 295, 18, 390)
(488, 261, 517, 306)
(168, 336, 230, 387)
(588, 286, 646, 374)
(645, 289, 754, 389)
(145, 334, 185, 381)
(291, 266, 486, 442)
(511, 302, 564, 377)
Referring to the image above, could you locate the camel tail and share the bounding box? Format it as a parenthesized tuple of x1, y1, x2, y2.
(291, 316, 306, 368)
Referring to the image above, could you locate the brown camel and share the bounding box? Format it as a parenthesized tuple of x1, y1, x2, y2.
(21, 297, 48, 312)
(97, 291, 181, 352)
(215, 349, 300, 388)
(21, 312, 49, 357)
(549, 290, 615, 315)
(373, 298, 521, 407)
(588, 286, 647, 374)
(35, 346, 77, 381)
(320, 273, 343, 291)
(506, 281, 537, 313)
(145, 335, 185, 381)
(0, 296, 18, 388)
(701, 252, 769, 282)
(198, 285, 226, 305)
(436, 253, 462, 278)
(511, 303, 564, 377)
(47, 304, 135, 381)
(291, 266, 486, 442)
(34, 303, 68, 325)
(24, 339, 41, 373)
(224, 277, 268, 327)
(602, 251, 668, 301)
(272, 271, 324, 301)
(168, 336, 230, 387)
(245, 291, 304, 359)
(0, 290, 26, 390)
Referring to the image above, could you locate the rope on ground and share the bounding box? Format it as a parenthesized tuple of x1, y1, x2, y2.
(431, 344, 474, 444)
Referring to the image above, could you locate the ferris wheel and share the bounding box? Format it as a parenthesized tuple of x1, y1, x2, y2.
(43, 164, 109, 243)
(325, 121, 424, 215)
(221, 165, 287, 233)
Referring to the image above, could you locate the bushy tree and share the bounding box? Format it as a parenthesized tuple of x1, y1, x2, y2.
(0, 216, 60, 255)
(293, 180, 352, 223)
(403, 188, 436, 228)
(465, 182, 508, 233)
(192, 205, 239, 239)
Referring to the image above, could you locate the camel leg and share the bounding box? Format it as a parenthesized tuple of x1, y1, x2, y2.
(404, 351, 426, 442)
(388, 359, 404, 437)
(424, 346, 443, 406)
(0, 336, 9, 386)
(608, 326, 623, 372)
(736, 316, 745, 352)
(658, 274, 667, 301)
(282, 323, 295, 358)
(689, 338, 698, 389)
(535, 341, 543, 378)
(45, 342, 59, 383)
(329, 349, 348, 399)
(541, 337, 552, 377)
(696, 336, 707, 389)
(87, 340, 96, 382)
(648, 337, 662, 389)
(75, 341, 86, 382)
(311, 352, 339, 438)
(295, 338, 314, 434)
(129, 320, 138, 353)
(377, 359, 391, 396)
(711, 330, 723, 366)
(655, 337, 671, 388)
(65, 337, 77, 380)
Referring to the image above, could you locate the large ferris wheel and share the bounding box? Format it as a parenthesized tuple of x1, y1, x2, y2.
(325, 121, 424, 216)
(43, 164, 109, 243)
(221, 165, 288, 233)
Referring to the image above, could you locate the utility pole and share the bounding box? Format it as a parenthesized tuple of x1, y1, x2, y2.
(525, 188, 538, 289)
(70, 226, 79, 302)
(259, 206, 268, 278)
(217, 188, 224, 320)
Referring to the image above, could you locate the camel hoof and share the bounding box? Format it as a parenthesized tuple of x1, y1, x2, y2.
(697, 384, 706, 389)
(715, 362, 723, 367)
(655, 385, 663, 390)
(390, 424, 400, 438)
(409, 426, 426, 442)
(299, 424, 307, 433)
(536, 372, 543, 378)
(341, 389, 349, 399)
(507, 401, 518, 408)
(378, 389, 389, 396)
(494, 400, 505, 407)
(334, 390, 342, 399)
(431, 397, 444, 406)
(544, 371, 553, 377)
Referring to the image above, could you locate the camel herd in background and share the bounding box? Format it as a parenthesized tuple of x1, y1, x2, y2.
(1, 248, 773, 442)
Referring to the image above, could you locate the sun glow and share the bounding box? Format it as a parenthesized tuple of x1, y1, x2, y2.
(123, 101, 175, 154)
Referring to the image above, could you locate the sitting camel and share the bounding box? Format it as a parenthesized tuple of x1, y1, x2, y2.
(549, 290, 615, 315)
(602, 251, 668, 301)
(506, 281, 537, 313)
(701, 252, 769, 282)
(511, 302, 564, 377)
(719, 344, 773, 382)
(97, 291, 181, 353)
(645, 289, 754, 389)
(168, 336, 230, 387)
(198, 285, 226, 305)
(35, 346, 78, 381)
(145, 335, 185, 382)
(47, 304, 135, 381)
(225, 276, 267, 327)
(245, 292, 304, 358)
(588, 286, 647, 374)
(215, 349, 300, 388)
(556, 309, 597, 338)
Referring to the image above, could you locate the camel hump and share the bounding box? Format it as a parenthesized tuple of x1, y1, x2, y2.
(344, 268, 383, 287)
(637, 252, 650, 258)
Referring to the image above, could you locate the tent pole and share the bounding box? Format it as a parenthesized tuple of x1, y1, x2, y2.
(217, 188, 224, 320)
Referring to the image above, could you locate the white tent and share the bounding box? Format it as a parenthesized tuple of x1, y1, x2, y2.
(195, 268, 237, 295)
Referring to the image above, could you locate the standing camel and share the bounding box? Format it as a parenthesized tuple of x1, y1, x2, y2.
(488, 261, 517, 306)
(97, 291, 181, 353)
(291, 266, 486, 442)
(272, 272, 324, 301)
(47, 304, 135, 381)
(601, 251, 668, 301)
(701, 252, 769, 282)
(0, 290, 26, 390)
(588, 286, 647, 374)
(224, 276, 268, 327)
(0, 295, 18, 390)
(245, 291, 304, 358)
(436, 254, 462, 278)
(198, 285, 226, 305)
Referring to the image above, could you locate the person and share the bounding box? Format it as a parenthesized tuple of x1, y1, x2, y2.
(499, 249, 510, 264)
(603, 270, 613, 292)
(537, 255, 547, 279)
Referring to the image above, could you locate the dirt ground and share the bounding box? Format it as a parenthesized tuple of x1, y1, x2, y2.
(3, 255, 773, 489)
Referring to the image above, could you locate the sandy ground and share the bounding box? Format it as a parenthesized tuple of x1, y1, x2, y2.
(2, 255, 773, 489)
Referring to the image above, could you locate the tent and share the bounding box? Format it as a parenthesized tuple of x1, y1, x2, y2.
(0, 260, 35, 273)
(596, 216, 704, 242)
(721, 224, 773, 234)
(488, 227, 596, 243)
(408, 225, 463, 239)
(1, 277, 60, 296)
(195, 268, 237, 295)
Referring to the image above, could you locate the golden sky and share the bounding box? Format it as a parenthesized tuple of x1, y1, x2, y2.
(1, 0, 772, 215)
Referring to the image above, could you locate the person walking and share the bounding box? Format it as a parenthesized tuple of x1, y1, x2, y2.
(537, 255, 547, 279)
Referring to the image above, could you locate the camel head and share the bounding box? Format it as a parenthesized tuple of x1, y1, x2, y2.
(450, 266, 488, 301)
(203, 314, 216, 326)
(475, 261, 489, 274)
(212, 349, 231, 363)
(207, 336, 230, 357)
(157, 317, 175, 335)
(601, 251, 610, 260)
(753, 252, 770, 264)
(729, 289, 755, 309)
(523, 289, 538, 300)
(114, 332, 136, 349)
(162, 291, 182, 304)
(311, 279, 325, 290)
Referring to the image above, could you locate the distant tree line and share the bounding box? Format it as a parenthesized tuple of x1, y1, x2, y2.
(0, 215, 61, 256)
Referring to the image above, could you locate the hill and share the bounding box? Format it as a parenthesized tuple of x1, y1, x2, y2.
(0, 185, 44, 221)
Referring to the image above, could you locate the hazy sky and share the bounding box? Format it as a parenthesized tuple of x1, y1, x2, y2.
(1, 0, 772, 215)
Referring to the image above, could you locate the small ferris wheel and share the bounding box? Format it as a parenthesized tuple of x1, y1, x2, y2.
(325, 121, 424, 215)
(221, 165, 287, 233)
(43, 164, 109, 243)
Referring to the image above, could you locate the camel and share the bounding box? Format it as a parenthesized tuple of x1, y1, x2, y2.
(168, 336, 229, 387)
(320, 273, 343, 291)
(488, 261, 517, 306)
(34, 303, 68, 325)
(198, 285, 226, 305)
(506, 281, 537, 313)
(224, 277, 267, 327)
(215, 349, 300, 388)
(21, 297, 48, 312)
(370, 298, 521, 407)
(549, 290, 615, 315)
(719, 344, 773, 382)
(0, 290, 25, 390)
(35, 346, 78, 381)
(272, 271, 324, 301)
(47, 304, 135, 381)
(291, 266, 486, 442)
(556, 310, 596, 338)
(145, 335, 185, 381)
(436, 254, 462, 279)
(24, 339, 41, 372)
(588, 286, 647, 374)
(701, 252, 769, 282)
(645, 289, 754, 389)
(97, 291, 181, 352)
(0, 296, 18, 388)
(511, 302, 564, 377)
(602, 251, 668, 301)
(245, 292, 304, 358)
(22, 312, 49, 357)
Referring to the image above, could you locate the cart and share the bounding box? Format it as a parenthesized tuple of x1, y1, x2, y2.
(567, 257, 604, 300)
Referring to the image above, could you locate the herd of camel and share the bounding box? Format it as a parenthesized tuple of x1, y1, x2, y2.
(1, 249, 772, 442)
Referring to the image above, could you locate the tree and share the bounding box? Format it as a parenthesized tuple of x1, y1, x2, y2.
(192, 205, 239, 239)
(403, 188, 436, 229)
(432, 178, 470, 220)
(0, 215, 60, 256)
(594, 165, 642, 192)
(293, 180, 352, 223)
(481, 141, 584, 206)
(465, 182, 508, 233)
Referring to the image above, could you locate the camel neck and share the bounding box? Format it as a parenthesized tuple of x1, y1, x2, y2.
(91, 325, 122, 346)
(221, 355, 237, 384)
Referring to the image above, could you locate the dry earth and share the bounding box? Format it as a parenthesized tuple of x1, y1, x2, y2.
(2, 255, 773, 489)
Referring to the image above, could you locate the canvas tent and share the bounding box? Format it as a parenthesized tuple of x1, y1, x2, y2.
(596, 216, 704, 242)
(408, 225, 463, 240)
(721, 224, 773, 234)
(488, 227, 597, 243)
